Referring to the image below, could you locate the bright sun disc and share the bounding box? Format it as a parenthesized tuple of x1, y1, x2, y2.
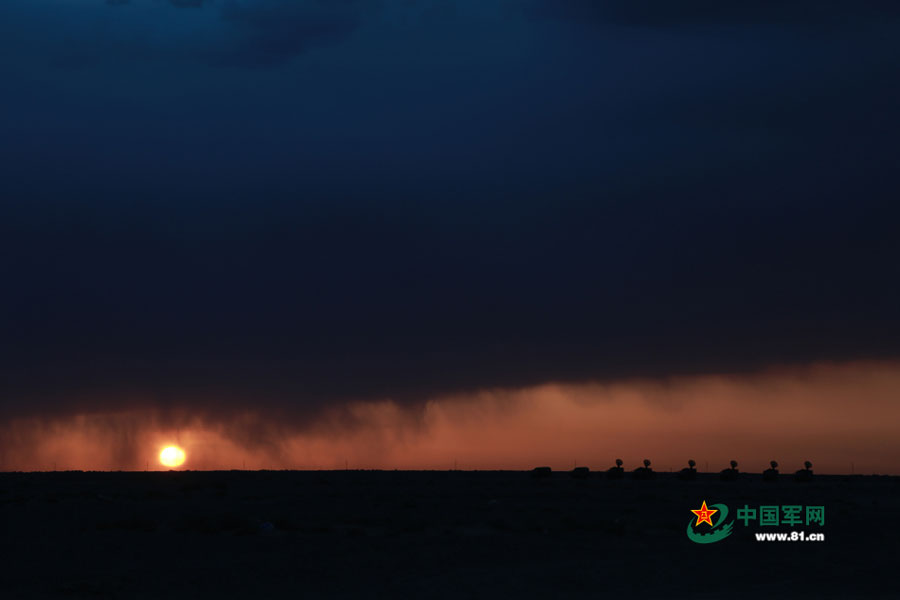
(159, 446, 186, 468)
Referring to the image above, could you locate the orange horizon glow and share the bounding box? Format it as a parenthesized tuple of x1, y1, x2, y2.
(1, 360, 899, 475)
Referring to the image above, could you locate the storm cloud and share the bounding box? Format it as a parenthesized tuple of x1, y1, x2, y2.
(523, 0, 900, 26)
(1, 0, 899, 436)
(3, 361, 899, 473)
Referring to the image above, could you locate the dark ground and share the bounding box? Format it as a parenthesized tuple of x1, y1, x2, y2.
(1, 470, 897, 599)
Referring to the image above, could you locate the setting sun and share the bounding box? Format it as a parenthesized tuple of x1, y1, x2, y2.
(159, 446, 186, 468)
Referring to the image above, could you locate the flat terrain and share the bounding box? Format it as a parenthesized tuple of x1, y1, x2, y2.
(1, 470, 897, 599)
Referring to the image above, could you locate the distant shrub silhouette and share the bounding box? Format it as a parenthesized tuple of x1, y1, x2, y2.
(606, 458, 625, 480)
(677, 459, 697, 481)
(633, 459, 654, 480)
(763, 460, 779, 482)
(794, 461, 814, 482)
(531, 466, 552, 479)
(570, 466, 590, 479)
(720, 460, 740, 481)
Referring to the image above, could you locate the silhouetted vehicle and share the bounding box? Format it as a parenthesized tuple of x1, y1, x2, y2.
(677, 459, 697, 480)
(763, 460, 779, 481)
(633, 459, 654, 480)
(606, 458, 625, 480)
(794, 461, 814, 482)
(570, 466, 590, 479)
(720, 460, 740, 481)
(531, 466, 552, 478)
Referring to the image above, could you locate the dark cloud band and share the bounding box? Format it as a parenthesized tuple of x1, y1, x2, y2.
(0, 0, 898, 421)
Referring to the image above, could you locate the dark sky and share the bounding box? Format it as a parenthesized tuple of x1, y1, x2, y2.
(2, 0, 899, 422)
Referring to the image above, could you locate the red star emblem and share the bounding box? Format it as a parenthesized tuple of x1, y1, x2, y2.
(691, 500, 718, 527)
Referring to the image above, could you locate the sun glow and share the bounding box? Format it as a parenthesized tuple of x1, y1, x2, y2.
(159, 445, 186, 468)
